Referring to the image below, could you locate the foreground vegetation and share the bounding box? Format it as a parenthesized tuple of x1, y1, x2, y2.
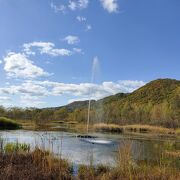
(0, 117, 21, 130)
(0, 142, 179, 180)
(0, 143, 72, 180)
(78, 142, 180, 180)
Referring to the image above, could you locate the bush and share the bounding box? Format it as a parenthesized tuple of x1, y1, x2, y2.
(0, 117, 21, 130)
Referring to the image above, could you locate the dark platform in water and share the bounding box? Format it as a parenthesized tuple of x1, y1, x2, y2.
(77, 135, 97, 138)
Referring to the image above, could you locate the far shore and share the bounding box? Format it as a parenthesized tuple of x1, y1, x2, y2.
(13, 119, 180, 138)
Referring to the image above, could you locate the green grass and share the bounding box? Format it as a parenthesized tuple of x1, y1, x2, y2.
(4, 142, 30, 153)
(0, 117, 22, 130)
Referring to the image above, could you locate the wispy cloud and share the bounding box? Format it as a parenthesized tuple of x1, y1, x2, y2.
(76, 15, 92, 32)
(100, 0, 119, 13)
(0, 79, 145, 107)
(63, 35, 80, 45)
(86, 24, 92, 31)
(76, 16, 87, 22)
(73, 48, 83, 54)
(0, 96, 11, 106)
(23, 42, 72, 57)
(20, 95, 45, 107)
(51, 0, 89, 13)
(50, 2, 66, 13)
(51, 0, 119, 14)
(0, 96, 11, 102)
(68, 0, 89, 11)
(68, 1, 77, 10)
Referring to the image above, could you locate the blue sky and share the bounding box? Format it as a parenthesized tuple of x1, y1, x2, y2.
(0, 0, 179, 107)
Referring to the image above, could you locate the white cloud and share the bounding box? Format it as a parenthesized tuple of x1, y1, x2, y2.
(23, 42, 72, 57)
(0, 60, 2, 64)
(0, 80, 145, 99)
(0, 96, 11, 106)
(63, 35, 80, 45)
(68, 0, 89, 10)
(0, 81, 49, 97)
(0, 79, 145, 107)
(86, 24, 92, 31)
(73, 48, 83, 54)
(68, 1, 77, 10)
(100, 0, 118, 13)
(3, 52, 49, 79)
(0, 96, 10, 102)
(68, 97, 89, 103)
(78, 0, 89, 9)
(50, 2, 66, 13)
(24, 80, 145, 99)
(117, 80, 145, 92)
(52, 0, 89, 12)
(76, 16, 87, 22)
(20, 95, 45, 107)
(76, 15, 91, 32)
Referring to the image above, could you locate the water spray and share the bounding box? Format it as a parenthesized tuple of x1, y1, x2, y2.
(86, 57, 99, 133)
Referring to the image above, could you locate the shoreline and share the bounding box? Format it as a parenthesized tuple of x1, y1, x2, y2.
(17, 120, 180, 139)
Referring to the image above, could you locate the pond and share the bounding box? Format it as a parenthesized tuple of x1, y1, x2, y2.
(0, 130, 179, 167)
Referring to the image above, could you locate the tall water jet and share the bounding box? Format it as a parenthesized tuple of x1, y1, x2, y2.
(86, 57, 99, 133)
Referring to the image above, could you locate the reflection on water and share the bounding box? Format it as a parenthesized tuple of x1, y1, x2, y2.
(0, 130, 179, 167)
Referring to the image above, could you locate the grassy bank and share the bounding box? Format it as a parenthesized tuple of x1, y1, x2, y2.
(94, 123, 179, 136)
(18, 119, 180, 137)
(0, 142, 179, 180)
(0, 143, 72, 180)
(0, 117, 22, 130)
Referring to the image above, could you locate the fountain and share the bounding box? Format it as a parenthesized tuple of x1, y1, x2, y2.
(87, 56, 99, 133)
(77, 57, 99, 139)
(78, 57, 113, 145)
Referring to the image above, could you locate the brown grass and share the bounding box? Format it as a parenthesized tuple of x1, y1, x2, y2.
(123, 124, 175, 134)
(0, 141, 179, 180)
(94, 123, 177, 135)
(77, 142, 180, 180)
(94, 123, 123, 133)
(165, 150, 180, 158)
(0, 148, 72, 180)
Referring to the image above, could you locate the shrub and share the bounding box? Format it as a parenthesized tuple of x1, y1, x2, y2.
(0, 117, 21, 130)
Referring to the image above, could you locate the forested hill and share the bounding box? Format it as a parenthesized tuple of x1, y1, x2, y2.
(124, 79, 180, 105)
(94, 78, 180, 127)
(0, 79, 179, 128)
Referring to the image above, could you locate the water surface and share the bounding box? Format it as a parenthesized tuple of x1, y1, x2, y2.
(0, 130, 179, 167)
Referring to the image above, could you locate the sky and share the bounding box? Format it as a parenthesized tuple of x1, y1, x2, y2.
(0, 0, 179, 108)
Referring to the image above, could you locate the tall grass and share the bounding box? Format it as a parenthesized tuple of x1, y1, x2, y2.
(0, 142, 73, 180)
(4, 142, 30, 153)
(0, 141, 179, 179)
(0, 117, 21, 130)
(77, 141, 180, 180)
(94, 123, 123, 133)
(94, 123, 176, 135)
